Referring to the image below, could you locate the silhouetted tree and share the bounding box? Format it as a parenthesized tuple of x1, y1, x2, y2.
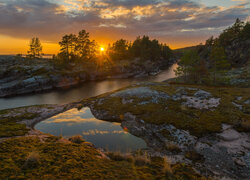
(130, 36, 171, 61)
(27, 37, 42, 59)
(75, 30, 97, 60)
(108, 39, 129, 61)
(58, 30, 97, 62)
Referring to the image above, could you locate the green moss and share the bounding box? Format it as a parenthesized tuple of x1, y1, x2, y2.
(89, 83, 250, 137)
(0, 122, 29, 137)
(0, 114, 36, 138)
(0, 106, 43, 138)
(0, 136, 207, 179)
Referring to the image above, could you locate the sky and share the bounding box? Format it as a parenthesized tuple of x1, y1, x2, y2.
(0, 0, 249, 54)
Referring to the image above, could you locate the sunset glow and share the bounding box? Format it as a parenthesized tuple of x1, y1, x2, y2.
(0, 0, 249, 54)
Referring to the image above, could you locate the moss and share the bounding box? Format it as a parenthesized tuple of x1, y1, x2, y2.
(0, 105, 47, 138)
(0, 112, 38, 138)
(0, 122, 29, 138)
(88, 83, 250, 137)
(0, 136, 207, 179)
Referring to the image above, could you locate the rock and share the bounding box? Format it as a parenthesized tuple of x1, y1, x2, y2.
(182, 96, 220, 109)
(232, 102, 243, 110)
(194, 90, 212, 99)
(234, 158, 246, 166)
(111, 87, 170, 104)
(244, 100, 250, 104)
(23, 77, 36, 84)
(236, 96, 242, 101)
(218, 129, 241, 141)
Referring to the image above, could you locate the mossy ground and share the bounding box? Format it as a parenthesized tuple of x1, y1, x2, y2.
(88, 83, 250, 137)
(0, 136, 207, 180)
(0, 105, 52, 138)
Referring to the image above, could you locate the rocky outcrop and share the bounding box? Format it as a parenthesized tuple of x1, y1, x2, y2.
(85, 82, 250, 179)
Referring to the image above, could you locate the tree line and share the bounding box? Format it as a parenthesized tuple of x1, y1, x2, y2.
(25, 31, 173, 68)
(175, 18, 249, 85)
(106, 36, 172, 62)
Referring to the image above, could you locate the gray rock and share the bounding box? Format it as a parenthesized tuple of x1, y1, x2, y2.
(244, 100, 250, 104)
(218, 129, 241, 141)
(194, 90, 212, 99)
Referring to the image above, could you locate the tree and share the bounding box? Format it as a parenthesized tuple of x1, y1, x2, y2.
(209, 42, 230, 83)
(59, 34, 77, 61)
(27, 37, 43, 59)
(174, 50, 201, 82)
(160, 43, 172, 60)
(75, 30, 97, 60)
(205, 36, 214, 47)
(130, 36, 171, 61)
(108, 39, 129, 61)
(58, 30, 97, 62)
(241, 21, 250, 39)
(218, 18, 245, 46)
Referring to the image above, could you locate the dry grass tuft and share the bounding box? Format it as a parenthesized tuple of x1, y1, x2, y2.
(166, 143, 181, 153)
(133, 153, 151, 166)
(23, 151, 40, 169)
(162, 156, 172, 174)
(68, 135, 85, 144)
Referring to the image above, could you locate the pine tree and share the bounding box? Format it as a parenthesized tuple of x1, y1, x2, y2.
(210, 42, 230, 83)
(27, 37, 43, 59)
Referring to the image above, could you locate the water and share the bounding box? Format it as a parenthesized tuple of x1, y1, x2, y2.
(0, 64, 178, 110)
(35, 107, 147, 152)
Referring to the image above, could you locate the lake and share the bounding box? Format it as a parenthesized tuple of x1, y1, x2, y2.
(0, 63, 177, 110)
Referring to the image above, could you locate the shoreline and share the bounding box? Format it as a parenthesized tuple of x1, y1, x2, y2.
(0, 57, 176, 98)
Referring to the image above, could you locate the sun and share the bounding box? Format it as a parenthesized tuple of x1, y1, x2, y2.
(100, 47, 105, 52)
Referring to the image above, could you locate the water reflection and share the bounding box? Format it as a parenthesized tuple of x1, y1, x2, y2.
(0, 64, 178, 110)
(35, 108, 147, 152)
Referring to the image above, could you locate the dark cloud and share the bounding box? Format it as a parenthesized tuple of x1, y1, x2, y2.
(101, 0, 159, 7)
(0, 0, 249, 46)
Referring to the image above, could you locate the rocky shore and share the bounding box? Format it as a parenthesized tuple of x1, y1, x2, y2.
(0, 56, 175, 97)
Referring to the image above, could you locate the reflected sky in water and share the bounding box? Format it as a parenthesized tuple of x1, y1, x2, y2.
(0, 64, 177, 110)
(35, 108, 147, 152)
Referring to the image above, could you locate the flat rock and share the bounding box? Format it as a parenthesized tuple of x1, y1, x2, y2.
(218, 129, 241, 141)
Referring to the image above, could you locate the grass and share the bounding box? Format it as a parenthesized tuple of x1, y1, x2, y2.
(88, 83, 250, 137)
(0, 136, 208, 179)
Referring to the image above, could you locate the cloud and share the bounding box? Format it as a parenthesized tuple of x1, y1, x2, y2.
(44, 107, 108, 125)
(82, 129, 126, 136)
(0, 0, 249, 48)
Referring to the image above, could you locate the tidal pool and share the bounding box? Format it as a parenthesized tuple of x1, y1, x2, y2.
(35, 107, 146, 152)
